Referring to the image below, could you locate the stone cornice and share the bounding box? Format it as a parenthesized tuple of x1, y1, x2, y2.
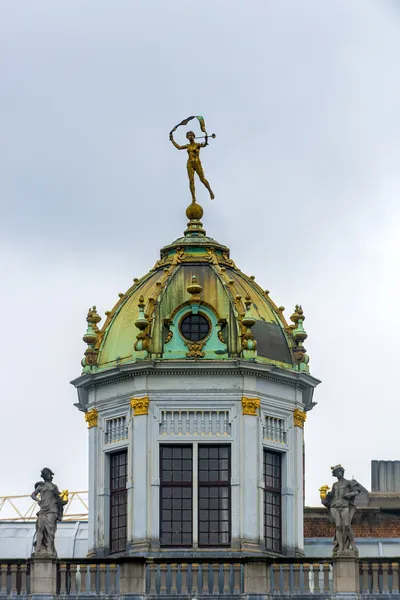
(71, 360, 320, 412)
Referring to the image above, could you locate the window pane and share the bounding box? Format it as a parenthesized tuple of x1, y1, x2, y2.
(160, 446, 192, 547)
(264, 450, 281, 552)
(198, 446, 231, 547)
(110, 450, 127, 553)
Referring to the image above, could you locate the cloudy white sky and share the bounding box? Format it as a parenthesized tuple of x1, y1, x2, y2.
(1, 0, 399, 509)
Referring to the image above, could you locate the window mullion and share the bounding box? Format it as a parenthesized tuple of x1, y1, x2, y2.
(193, 442, 198, 547)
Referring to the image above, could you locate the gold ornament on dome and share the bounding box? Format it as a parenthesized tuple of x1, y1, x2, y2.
(293, 408, 307, 428)
(130, 397, 150, 416)
(85, 408, 98, 428)
(241, 397, 261, 416)
(185, 340, 206, 359)
(169, 115, 215, 204)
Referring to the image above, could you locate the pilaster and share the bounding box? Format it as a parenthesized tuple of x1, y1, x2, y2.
(130, 397, 150, 551)
(240, 396, 261, 550)
(293, 407, 306, 555)
(86, 408, 99, 556)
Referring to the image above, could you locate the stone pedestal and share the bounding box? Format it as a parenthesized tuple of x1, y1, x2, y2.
(30, 558, 57, 597)
(243, 561, 268, 594)
(333, 555, 360, 594)
(119, 560, 146, 595)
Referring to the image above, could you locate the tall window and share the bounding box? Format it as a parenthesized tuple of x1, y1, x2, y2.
(110, 450, 127, 553)
(160, 445, 193, 546)
(263, 450, 281, 552)
(198, 445, 231, 546)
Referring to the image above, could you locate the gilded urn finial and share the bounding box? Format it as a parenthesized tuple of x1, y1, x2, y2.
(187, 274, 202, 301)
(81, 306, 101, 370)
(241, 296, 257, 356)
(290, 304, 309, 371)
(134, 296, 150, 356)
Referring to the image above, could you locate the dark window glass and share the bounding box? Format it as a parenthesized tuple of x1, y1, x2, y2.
(263, 450, 281, 552)
(198, 445, 231, 546)
(160, 445, 192, 546)
(110, 450, 127, 553)
(180, 314, 210, 342)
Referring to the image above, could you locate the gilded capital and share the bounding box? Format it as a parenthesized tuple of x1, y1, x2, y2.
(293, 408, 307, 428)
(85, 408, 98, 429)
(241, 396, 260, 416)
(130, 396, 150, 416)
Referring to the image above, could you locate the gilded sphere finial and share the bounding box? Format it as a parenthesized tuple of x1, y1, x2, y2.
(186, 203, 204, 221)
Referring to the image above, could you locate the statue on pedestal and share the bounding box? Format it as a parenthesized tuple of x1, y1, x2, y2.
(320, 464, 361, 556)
(31, 468, 68, 558)
(169, 115, 215, 204)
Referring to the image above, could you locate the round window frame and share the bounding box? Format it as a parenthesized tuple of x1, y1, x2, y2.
(178, 311, 212, 344)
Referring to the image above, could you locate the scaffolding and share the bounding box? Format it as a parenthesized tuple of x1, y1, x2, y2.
(0, 491, 88, 521)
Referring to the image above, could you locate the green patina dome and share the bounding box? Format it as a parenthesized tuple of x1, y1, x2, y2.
(81, 206, 310, 373)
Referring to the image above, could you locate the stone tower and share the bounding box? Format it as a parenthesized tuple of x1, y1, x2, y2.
(72, 203, 320, 558)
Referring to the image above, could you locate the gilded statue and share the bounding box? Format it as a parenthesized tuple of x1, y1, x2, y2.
(169, 115, 215, 204)
(321, 465, 361, 556)
(31, 468, 68, 557)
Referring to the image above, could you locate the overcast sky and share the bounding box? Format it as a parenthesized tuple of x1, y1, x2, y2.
(1, 0, 399, 511)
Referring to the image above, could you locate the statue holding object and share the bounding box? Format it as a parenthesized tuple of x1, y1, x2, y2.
(31, 468, 68, 558)
(169, 115, 215, 204)
(321, 464, 361, 557)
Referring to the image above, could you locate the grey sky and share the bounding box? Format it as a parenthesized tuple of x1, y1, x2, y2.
(0, 0, 399, 507)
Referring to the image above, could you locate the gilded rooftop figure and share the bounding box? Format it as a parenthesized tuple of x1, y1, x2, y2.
(169, 115, 215, 204)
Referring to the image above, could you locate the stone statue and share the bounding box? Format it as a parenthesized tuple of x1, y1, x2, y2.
(169, 115, 215, 204)
(321, 464, 361, 556)
(30, 468, 68, 557)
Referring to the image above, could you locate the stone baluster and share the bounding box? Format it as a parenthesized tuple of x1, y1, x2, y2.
(360, 560, 369, 594)
(20, 563, 28, 596)
(209, 412, 213, 435)
(178, 412, 182, 436)
(233, 563, 241, 593)
(162, 411, 167, 435)
(202, 564, 210, 594)
(10, 564, 18, 595)
(392, 562, 399, 594)
(223, 564, 230, 594)
(180, 563, 188, 594)
(194, 412, 198, 435)
(212, 563, 220, 594)
(186, 412, 190, 435)
(282, 563, 291, 592)
(322, 562, 331, 592)
(109, 563, 117, 594)
(90, 563, 97, 595)
(160, 564, 167, 595)
(58, 563, 68, 595)
(313, 562, 323, 592)
(171, 412, 175, 435)
(99, 563, 107, 594)
(371, 562, 380, 594)
(201, 411, 205, 435)
(292, 563, 301, 592)
(70, 563, 78, 595)
(224, 411, 228, 435)
(192, 563, 199, 595)
(303, 563, 311, 593)
(382, 562, 390, 594)
(170, 564, 177, 594)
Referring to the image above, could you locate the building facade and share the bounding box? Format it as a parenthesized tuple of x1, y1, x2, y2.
(71, 203, 320, 558)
